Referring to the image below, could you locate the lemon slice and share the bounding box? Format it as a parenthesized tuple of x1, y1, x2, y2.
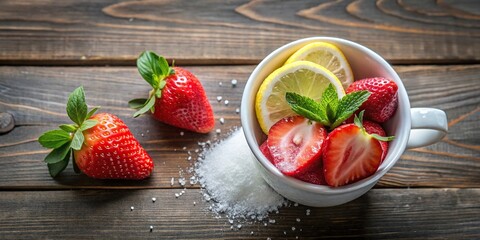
(255, 61, 345, 134)
(285, 42, 354, 90)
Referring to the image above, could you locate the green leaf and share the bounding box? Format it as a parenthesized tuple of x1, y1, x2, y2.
(128, 98, 148, 109)
(86, 106, 99, 119)
(38, 130, 72, 149)
(137, 51, 164, 88)
(286, 92, 326, 124)
(133, 96, 156, 118)
(47, 150, 70, 177)
(319, 84, 339, 114)
(71, 130, 85, 151)
(331, 90, 371, 128)
(158, 56, 170, 77)
(59, 124, 77, 133)
(80, 119, 98, 131)
(66, 86, 88, 126)
(44, 142, 71, 164)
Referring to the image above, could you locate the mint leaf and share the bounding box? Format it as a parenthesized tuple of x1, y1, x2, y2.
(38, 130, 71, 149)
(319, 84, 339, 115)
(128, 98, 148, 109)
(59, 124, 77, 132)
(137, 51, 164, 88)
(80, 119, 97, 131)
(44, 142, 71, 164)
(286, 92, 326, 124)
(66, 86, 88, 126)
(47, 150, 70, 177)
(332, 90, 370, 128)
(71, 130, 85, 151)
(133, 95, 156, 118)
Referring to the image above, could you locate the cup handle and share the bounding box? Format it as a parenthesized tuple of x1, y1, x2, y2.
(406, 108, 448, 149)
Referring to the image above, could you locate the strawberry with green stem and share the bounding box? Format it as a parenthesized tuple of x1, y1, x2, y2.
(38, 87, 154, 179)
(129, 51, 215, 133)
(322, 111, 394, 187)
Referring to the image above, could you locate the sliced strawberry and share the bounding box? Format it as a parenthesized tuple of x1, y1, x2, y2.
(267, 116, 327, 176)
(346, 77, 398, 123)
(323, 123, 383, 187)
(295, 160, 326, 185)
(363, 120, 389, 161)
(259, 140, 274, 164)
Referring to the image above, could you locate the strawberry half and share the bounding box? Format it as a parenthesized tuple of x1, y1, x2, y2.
(38, 87, 154, 179)
(363, 120, 389, 161)
(346, 77, 398, 123)
(259, 140, 274, 164)
(295, 160, 327, 185)
(323, 112, 393, 187)
(267, 116, 327, 176)
(129, 51, 215, 133)
(261, 139, 326, 185)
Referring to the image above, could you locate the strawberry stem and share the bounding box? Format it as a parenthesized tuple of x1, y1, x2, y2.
(38, 86, 99, 177)
(130, 51, 175, 118)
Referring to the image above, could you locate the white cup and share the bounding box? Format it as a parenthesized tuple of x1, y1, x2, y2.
(240, 37, 448, 207)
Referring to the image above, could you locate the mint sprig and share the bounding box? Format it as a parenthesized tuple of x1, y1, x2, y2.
(129, 51, 175, 118)
(286, 84, 370, 130)
(38, 86, 99, 177)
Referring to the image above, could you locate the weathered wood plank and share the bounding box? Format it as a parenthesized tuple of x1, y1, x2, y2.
(0, 188, 478, 239)
(0, 65, 479, 189)
(0, 0, 479, 65)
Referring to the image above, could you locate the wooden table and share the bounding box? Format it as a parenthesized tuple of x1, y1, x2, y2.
(1, 1, 479, 239)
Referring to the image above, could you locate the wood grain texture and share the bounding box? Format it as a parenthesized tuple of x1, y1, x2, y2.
(0, 65, 479, 189)
(0, 188, 478, 239)
(0, 0, 479, 65)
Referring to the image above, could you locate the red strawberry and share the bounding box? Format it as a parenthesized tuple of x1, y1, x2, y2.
(346, 77, 398, 123)
(262, 139, 326, 185)
(322, 113, 393, 187)
(267, 116, 327, 176)
(38, 87, 154, 179)
(295, 160, 327, 185)
(130, 51, 214, 133)
(363, 120, 389, 161)
(259, 140, 274, 164)
(74, 113, 154, 179)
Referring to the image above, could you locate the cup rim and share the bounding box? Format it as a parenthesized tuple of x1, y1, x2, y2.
(241, 36, 411, 195)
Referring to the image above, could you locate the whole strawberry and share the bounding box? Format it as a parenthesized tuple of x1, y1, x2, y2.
(38, 87, 154, 179)
(129, 51, 215, 133)
(346, 77, 398, 123)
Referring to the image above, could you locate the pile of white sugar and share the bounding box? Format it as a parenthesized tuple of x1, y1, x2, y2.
(195, 128, 286, 221)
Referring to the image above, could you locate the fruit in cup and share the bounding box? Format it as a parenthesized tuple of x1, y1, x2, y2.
(255, 61, 345, 134)
(266, 115, 326, 176)
(260, 138, 326, 185)
(322, 112, 393, 187)
(129, 51, 215, 133)
(256, 41, 397, 187)
(346, 77, 398, 123)
(38, 87, 154, 179)
(284, 41, 354, 89)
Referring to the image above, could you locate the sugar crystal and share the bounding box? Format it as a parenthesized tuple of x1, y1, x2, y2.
(196, 128, 286, 220)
